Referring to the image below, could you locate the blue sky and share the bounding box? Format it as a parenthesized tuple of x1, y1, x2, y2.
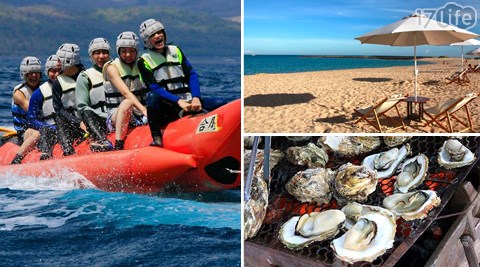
(244, 0, 480, 56)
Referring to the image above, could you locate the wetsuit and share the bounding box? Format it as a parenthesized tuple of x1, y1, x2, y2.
(52, 68, 85, 155)
(137, 45, 201, 139)
(27, 80, 58, 155)
(75, 65, 109, 146)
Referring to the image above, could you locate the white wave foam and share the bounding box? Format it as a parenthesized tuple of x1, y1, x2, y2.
(0, 170, 96, 191)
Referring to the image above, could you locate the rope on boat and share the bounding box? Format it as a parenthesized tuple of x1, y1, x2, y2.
(0, 127, 17, 137)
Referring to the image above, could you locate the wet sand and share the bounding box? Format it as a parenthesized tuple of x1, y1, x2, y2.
(244, 58, 479, 133)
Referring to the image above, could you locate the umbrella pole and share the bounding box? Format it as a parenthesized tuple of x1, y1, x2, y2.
(414, 34, 417, 101)
(462, 46, 464, 70)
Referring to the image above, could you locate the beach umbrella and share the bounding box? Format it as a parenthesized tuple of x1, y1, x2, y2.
(450, 38, 480, 69)
(466, 47, 480, 65)
(355, 13, 479, 100)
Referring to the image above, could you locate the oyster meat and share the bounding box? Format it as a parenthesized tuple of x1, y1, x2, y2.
(286, 168, 336, 205)
(244, 149, 284, 240)
(334, 163, 377, 203)
(331, 209, 396, 264)
(286, 142, 329, 168)
(394, 154, 429, 193)
(438, 139, 476, 169)
(341, 202, 396, 230)
(318, 136, 381, 157)
(383, 136, 412, 147)
(382, 190, 441, 221)
(279, 210, 346, 250)
(362, 144, 411, 179)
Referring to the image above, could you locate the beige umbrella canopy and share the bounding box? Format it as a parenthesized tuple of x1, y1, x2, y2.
(466, 47, 480, 65)
(450, 38, 480, 69)
(356, 13, 479, 99)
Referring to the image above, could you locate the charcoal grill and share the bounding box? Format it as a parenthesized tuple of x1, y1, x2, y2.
(244, 136, 480, 267)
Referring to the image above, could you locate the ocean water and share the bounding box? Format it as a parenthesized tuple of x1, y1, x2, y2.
(244, 55, 431, 75)
(0, 56, 241, 266)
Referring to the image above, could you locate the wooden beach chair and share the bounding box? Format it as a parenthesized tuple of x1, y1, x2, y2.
(354, 94, 407, 133)
(445, 69, 470, 85)
(423, 93, 478, 133)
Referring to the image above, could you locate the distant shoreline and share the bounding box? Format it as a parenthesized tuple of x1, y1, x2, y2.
(244, 54, 452, 60)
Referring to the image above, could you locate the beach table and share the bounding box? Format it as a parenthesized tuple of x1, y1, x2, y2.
(403, 96, 430, 121)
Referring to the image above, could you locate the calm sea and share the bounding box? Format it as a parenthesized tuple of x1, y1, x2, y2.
(0, 56, 241, 266)
(244, 55, 431, 75)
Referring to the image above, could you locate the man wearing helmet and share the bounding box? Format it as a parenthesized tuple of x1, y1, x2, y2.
(11, 55, 61, 163)
(137, 18, 202, 147)
(76, 37, 112, 152)
(12, 56, 42, 145)
(52, 43, 88, 157)
(103, 31, 148, 150)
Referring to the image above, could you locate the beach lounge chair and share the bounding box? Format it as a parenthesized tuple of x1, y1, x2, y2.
(423, 93, 478, 133)
(445, 69, 470, 85)
(354, 94, 407, 133)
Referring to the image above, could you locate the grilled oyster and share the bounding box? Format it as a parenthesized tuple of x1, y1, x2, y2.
(341, 202, 396, 230)
(383, 136, 412, 147)
(286, 168, 336, 205)
(394, 154, 429, 193)
(331, 209, 396, 264)
(382, 190, 440, 221)
(334, 163, 377, 203)
(438, 139, 476, 169)
(244, 149, 284, 240)
(318, 136, 381, 157)
(279, 210, 346, 250)
(286, 142, 329, 168)
(362, 144, 411, 179)
(286, 136, 311, 142)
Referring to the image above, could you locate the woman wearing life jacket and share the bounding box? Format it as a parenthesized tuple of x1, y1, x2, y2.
(11, 55, 61, 164)
(12, 56, 42, 145)
(76, 37, 113, 152)
(137, 19, 202, 147)
(52, 43, 88, 156)
(103, 31, 148, 150)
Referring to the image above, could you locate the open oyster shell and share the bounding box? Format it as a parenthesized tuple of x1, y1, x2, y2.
(286, 142, 329, 168)
(394, 154, 429, 193)
(382, 190, 441, 221)
(331, 209, 396, 264)
(362, 144, 411, 179)
(438, 139, 476, 169)
(318, 136, 381, 157)
(286, 168, 336, 205)
(334, 163, 377, 203)
(341, 202, 396, 230)
(279, 210, 346, 250)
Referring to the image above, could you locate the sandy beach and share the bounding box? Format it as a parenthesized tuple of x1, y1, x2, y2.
(244, 58, 480, 133)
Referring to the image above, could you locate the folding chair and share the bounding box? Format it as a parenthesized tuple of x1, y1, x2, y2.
(423, 93, 478, 133)
(445, 69, 470, 85)
(354, 94, 407, 133)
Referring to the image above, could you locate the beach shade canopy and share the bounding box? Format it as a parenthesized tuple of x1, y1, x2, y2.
(450, 39, 480, 69)
(355, 13, 479, 99)
(467, 47, 480, 65)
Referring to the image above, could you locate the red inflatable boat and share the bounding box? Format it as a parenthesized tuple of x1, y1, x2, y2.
(0, 99, 241, 194)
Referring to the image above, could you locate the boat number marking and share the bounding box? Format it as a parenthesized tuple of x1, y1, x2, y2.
(197, 114, 221, 133)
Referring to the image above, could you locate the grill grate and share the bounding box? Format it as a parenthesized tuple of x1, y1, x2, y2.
(246, 136, 480, 266)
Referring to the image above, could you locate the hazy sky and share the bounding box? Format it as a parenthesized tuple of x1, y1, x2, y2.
(244, 0, 480, 57)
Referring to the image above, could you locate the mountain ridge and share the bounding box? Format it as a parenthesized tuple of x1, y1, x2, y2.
(0, 2, 240, 57)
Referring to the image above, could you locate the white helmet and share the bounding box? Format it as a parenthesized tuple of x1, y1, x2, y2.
(88, 37, 111, 56)
(44, 55, 60, 76)
(139, 19, 166, 49)
(19, 56, 42, 81)
(116, 31, 139, 55)
(56, 43, 81, 71)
